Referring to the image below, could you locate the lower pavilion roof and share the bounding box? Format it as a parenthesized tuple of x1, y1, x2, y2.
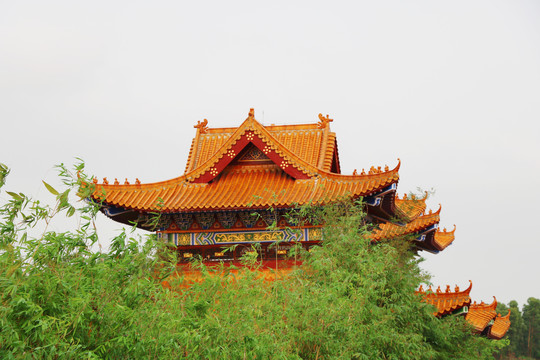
(394, 193, 427, 220)
(370, 208, 456, 252)
(416, 281, 472, 317)
(372, 208, 441, 241)
(466, 298, 499, 333)
(489, 312, 512, 340)
(433, 226, 456, 250)
(417, 282, 511, 339)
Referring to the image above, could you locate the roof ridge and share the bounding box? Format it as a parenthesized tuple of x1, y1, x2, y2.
(417, 280, 473, 296)
(470, 296, 498, 310)
(437, 224, 456, 235)
(316, 113, 333, 169)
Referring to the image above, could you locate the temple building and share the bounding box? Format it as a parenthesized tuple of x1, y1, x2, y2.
(91, 109, 452, 258)
(89, 109, 509, 338)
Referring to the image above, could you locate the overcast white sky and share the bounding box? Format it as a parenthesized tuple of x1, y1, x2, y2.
(1, 1, 539, 306)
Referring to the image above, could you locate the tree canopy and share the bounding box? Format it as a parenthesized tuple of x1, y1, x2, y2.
(497, 298, 540, 359)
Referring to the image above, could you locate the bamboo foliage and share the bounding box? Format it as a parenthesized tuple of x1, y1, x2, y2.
(0, 162, 505, 359)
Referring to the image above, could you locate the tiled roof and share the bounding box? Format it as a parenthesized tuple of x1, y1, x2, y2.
(181, 112, 346, 183)
(433, 225, 456, 250)
(416, 281, 472, 316)
(89, 109, 453, 254)
(371, 207, 440, 241)
(92, 110, 400, 212)
(416, 283, 510, 338)
(394, 193, 427, 221)
(92, 163, 399, 212)
(185, 112, 339, 174)
(489, 311, 511, 340)
(466, 298, 498, 332)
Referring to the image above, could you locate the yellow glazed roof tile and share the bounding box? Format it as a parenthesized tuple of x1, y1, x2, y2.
(92, 164, 399, 212)
(433, 225, 456, 250)
(92, 111, 399, 212)
(371, 207, 440, 241)
(489, 311, 511, 340)
(185, 112, 338, 173)
(394, 193, 427, 221)
(416, 281, 472, 316)
(466, 298, 498, 332)
(417, 283, 509, 338)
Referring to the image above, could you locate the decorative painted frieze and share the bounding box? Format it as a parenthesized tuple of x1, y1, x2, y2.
(159, 227, 323, 246)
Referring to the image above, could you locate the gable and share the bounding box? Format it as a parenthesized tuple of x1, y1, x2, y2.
(189, 127, 312, 183)
(185, 113, 340, 174)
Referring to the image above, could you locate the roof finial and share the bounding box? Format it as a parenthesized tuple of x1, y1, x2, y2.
(248, 108, 255, 119)
(194, 119, 209, 134)
(317, 113, 333, 128)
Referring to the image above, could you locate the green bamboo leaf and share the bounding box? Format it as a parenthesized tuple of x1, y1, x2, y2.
(0, 162, 8, 187)
(42, 180, 59, 196)
(66, 206, 75, 217)
(6, 191, 23, 201)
